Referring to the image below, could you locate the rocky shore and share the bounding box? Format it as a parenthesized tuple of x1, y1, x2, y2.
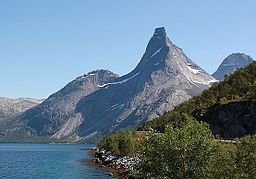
(84, 148, 141, 178)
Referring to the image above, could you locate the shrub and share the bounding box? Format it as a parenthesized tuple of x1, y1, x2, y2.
(139, 116, 215, 178)
(235, 135, 256, 178)
(98, 130, 135, 156)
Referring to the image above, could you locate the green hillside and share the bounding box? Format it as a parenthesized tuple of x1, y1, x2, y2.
(138, 61, 256, 138)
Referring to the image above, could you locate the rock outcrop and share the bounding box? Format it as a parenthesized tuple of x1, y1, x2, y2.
(94, 148, 141, 176)
(193, 101, 256, 139)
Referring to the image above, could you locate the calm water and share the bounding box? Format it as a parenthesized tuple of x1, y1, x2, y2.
(0, 143, 112, 179)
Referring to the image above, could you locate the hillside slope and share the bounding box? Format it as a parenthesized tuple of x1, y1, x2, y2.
(139, 61, 256, 139)
(20, 70, 119, 137)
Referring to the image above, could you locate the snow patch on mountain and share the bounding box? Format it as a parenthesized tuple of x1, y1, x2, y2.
(187, 66, 201, 74)
(151, 47, 162, 58)
(98, 73, 140, 88)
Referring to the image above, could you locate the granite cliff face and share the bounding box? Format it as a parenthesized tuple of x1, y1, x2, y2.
(212, 53, 254, 80)
(13, 27, 216, 141)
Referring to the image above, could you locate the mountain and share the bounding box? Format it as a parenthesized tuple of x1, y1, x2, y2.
(4, 27, 216, 142)
(0, 97, 42, 122)
(20, 70, 119, 137)
(139, 61, 256, 139)
(212, 53, 254, 80)
(72, 27, 216, 139)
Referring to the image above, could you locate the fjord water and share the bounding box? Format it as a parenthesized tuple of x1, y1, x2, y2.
(0, 144, 112, 179)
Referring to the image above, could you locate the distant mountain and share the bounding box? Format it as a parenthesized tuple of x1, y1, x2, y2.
(2, 27, 217, 142)
(140, 61, 256, 139)
(0, 97, 42, 122)
(212, 53, 254, 80)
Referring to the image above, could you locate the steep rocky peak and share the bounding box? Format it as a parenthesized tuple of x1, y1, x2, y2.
(146, 27, 170, 51)
(153, 27, 167, 38)
(133, 27, 173, 71)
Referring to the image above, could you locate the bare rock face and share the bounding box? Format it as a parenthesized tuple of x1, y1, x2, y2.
(194, 101, 256, 139)
(16, 27, 216, 141)
(0, 97, 42, 122)
(212, 53, 254, 80)
(20, 70, 119, 136)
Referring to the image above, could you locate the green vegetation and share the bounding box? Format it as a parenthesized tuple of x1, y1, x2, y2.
(207, 141, 237, 178)
(235, 136, 256, 178)
(138, 61, 256, 132)
(135, 117, 256, 178)
(98, 130, 145, 156)
(138, 116, 214, 178)
(98, 118, 256, 178)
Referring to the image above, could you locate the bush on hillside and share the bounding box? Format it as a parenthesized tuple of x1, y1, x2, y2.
(136, 116, 256, 178)
(235, 135, 256, 178)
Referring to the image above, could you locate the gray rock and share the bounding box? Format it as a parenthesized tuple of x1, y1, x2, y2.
(74, 27, 216, 138)
(195, 101, 256, 139)
(212, 53, 254, 80)
(20, 70, 119, 136)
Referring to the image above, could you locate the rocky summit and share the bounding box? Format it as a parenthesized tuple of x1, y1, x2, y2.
(20, 70, 119, 137)
(212, 53, 254, 80)
(11, 27, 216, 141)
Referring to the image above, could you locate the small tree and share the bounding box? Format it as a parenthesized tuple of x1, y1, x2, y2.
(118, 131, 134, 156)
(139, 115, 215, 178)
(98, 130, 135, 155)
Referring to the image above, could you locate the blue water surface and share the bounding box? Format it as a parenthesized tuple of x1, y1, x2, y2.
(0, 143, 112, 179)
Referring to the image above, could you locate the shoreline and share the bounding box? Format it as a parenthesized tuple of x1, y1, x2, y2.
(81, 148, 124, 178)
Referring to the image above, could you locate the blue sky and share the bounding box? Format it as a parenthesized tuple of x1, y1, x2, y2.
(0, 0, 255, 99)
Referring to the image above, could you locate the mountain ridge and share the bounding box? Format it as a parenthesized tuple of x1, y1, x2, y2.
(4, 27, 252, 142)
(0, 97, 43, 122)
(21, 69, 119, 136)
